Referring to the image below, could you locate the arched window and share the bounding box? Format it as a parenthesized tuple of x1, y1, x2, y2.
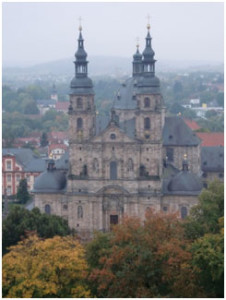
(110, 161, 117, 180)
(77, 98, 83, 109)
(78, 206, 83, 218)
(144, 117, 150, 130)
(45, 204, 51, 215)
(145, 206, 151, 217)
(127, 158, 134, 172)
(77, 118, 83, 130)
(139, 165, 146, 177)
(144, 97, 150, 108)
(110, 133, 116, 140)
(181, 207, 187, 219)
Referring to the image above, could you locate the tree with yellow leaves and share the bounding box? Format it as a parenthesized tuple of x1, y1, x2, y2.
(2, 234, 90, 298)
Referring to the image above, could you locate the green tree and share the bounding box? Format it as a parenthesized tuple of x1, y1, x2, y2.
(182, 108, 197, 119)
(217, 92, 224, 107)
(3, 235, 90, 298)
(184, 180, 224, 240)
(173, 81, 183, 94)
(16, 179, 30, 204)
(40, 132, 49, 147)
(190, 218, 224, 298)
(205, 109, 217, 119)
(2, 206, 73, 254)
(169, 102, 185, 114)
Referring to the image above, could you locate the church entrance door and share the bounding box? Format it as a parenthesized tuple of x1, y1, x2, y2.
(110, 215, 118, 228)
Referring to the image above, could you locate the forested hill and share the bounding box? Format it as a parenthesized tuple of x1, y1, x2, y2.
(3, 56, 223, 79)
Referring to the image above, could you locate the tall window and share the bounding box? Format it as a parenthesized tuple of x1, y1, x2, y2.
(144, 97, 150, 108)
(6, 160, 12, 170)
(110, 161, 117, 180)
(166, 148, 174, 162)
(7, 187, 12, 195)
(77, 118, 83, 130)
(181, 207, 187, 219)
(144, 117, 150, 130)
(45, 204, 51, 215)
(77, 98, 83, 109)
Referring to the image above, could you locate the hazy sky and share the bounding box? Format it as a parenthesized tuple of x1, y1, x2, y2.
(2, 2, 224, 67)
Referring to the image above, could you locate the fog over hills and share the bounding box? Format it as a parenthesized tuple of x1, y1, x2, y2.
(3, 56, 224, 80)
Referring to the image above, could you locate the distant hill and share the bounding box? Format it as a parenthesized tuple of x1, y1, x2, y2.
(3, 56, 224, 81)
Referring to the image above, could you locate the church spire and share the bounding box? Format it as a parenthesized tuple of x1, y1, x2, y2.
(70, 21, 94, 96)
(74, 22, 88, 78)
(142, 19, 156, 77)
(132, 38, 142, 77)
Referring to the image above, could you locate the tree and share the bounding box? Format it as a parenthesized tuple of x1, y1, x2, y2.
(205, 109, 217, 119)
(40, 132, 48, 147)
(190, 218, 224, 298)
(184, 180, 224, 240)
(16, 179, 30, 204)
(182, 108, 197, 119)
(2, 235, 90, 298)
(173, 81, 183, 94)
(169, 102, 185, 114)
(216, 92, 224, 107)
(2, 207, 72, 255)
(87, 211, 203, 298)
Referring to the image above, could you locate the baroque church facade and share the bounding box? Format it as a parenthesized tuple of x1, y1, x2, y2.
(33, 24, 203, 237)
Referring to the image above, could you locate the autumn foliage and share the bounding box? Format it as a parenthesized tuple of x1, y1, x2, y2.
(2, 234, 90, 298)
(87, 211, 204, 298)
(2, 181, 224, 298)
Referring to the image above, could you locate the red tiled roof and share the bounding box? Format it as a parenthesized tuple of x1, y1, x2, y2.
(48, 143, 68, 152)
(15, 137, 40, 143)
(183, 119, 200, 131)
(196, 132, 224, 147)
(55, 102, 69, 110)
(48, 131, 69, 140)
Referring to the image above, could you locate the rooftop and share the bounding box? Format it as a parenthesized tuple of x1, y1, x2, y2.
(183, 118, 200, 131)
(163, 117, 200, 146)
(196, 132, 224, 147)
(201, 146, 224, 172)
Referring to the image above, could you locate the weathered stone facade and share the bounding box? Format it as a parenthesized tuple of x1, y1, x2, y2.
(34, 25, 205, 237)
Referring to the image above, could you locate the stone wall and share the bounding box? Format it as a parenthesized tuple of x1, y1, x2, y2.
(161, 195, 199, 217)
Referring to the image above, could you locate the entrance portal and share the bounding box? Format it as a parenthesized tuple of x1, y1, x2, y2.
(110, 215, 118, 226)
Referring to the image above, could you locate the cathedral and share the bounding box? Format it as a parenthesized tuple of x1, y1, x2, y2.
(33, 23, 203, 237)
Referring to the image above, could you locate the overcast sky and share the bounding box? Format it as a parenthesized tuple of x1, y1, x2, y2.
(2, 2, 224, 67)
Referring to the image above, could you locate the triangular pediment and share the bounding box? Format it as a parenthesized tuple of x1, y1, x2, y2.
(92, 123, 137, 143)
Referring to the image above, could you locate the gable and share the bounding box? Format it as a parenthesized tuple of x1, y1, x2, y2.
(92, 123, 137, 143)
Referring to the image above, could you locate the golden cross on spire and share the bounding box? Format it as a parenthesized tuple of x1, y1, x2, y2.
(79, 16, 82, 31)
(136, 37, 139, 49)
(147, 14, 151, 30)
